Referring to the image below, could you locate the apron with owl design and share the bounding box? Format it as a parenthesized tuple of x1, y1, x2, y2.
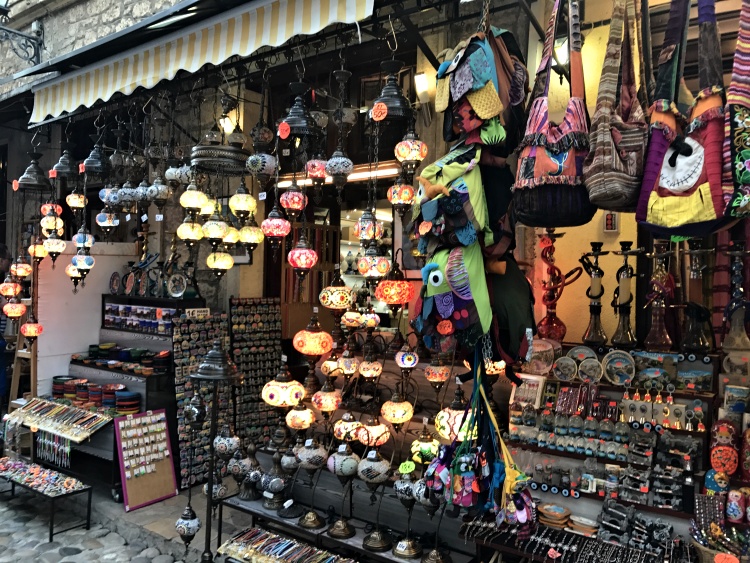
(723, 0, 750, 218)
(636, 0, 732, 237)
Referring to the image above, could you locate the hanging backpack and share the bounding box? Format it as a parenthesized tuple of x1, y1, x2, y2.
(635, 0, 731, 237)
(582, 0, 648, 211)
(723, 0, 750, 218)
(512, 0, 595, 228)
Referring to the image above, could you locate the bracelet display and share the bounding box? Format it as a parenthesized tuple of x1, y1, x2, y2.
(5, 397, 112, 443)
(218, 526, 356, 563)
(0, 457, 87, 497)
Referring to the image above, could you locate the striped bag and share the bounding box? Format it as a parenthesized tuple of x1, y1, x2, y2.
(635, 0, 731, 237)
(512, 0, 595, 228)
(582, 0, 647, 211)
(723, 0, 750, 218)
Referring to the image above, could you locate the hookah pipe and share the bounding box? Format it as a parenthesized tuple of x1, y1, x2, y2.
(579, 242, 609, 348)
(643, 242, 675, 353)
(611, 241, 644, 349)
(537, 228, 583, 342)
(721, 242, 750, 353)
(681, 240, 715, 355)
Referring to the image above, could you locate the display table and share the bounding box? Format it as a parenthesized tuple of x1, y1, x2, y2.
(0, 461, 92, 542)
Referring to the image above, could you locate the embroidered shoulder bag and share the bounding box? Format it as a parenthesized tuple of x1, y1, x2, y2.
(582, 0, 647, 211)
(512, 0, 595, 228)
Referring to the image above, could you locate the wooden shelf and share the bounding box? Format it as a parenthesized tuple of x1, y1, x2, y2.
(507, 441, 630, 467)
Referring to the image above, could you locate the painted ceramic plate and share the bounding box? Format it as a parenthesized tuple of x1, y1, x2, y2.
(566, 346, 597, 363)
(551, 356, 577, 382)
(109, 272, 120, 295)
(602, 350, 636, 386)
(167, 273, 187, 299)
(538, 504, 571, 519)
(578, 358, 603, 383)
(123, 272, 136, 295)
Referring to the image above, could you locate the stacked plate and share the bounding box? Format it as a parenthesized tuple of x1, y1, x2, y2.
(75, 383, 89, 402)
(566, 515, 599, 537)
(88, 384, 102, 407)
(538, 504, 571, 529)
(52, 376, 75, 399)
(63, 378, 88, 400)
(115, 390, 141, 415)
(102, 383, 126, 408)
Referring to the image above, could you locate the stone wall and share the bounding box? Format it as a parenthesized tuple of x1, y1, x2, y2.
(0, 0, 183, 96)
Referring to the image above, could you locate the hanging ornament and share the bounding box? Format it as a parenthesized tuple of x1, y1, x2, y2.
(222, 224, 240, 248)
(179, 183, 208, 216)
(228, 178, 257, 224)
(287, 233, 318, 281)
(42, 231, 66, 266)
(3, 298, 26, 319)
(279, 181, 308, 222)
(95, 207, 120, 236)
(206, 250, 234, 278)
(199, 195, 217, 220)
(354, 208, 384, 242)
(174, 506, 201, 554)
(0, 275, 21, 299)
(40, 205, 64, 237)
(202, 207, 230, 250)
(372, 60, 413, 123)
(239, 215, 264, 264)
(71, 249, 95, 285)
(394, 121, 428, 183)
(20, 314, 43, 343)
(387, 176, 416, 218)
(10, 257, 32, 279)
(28, 238, 48, 264)
(357, 241, 390, 282)
(17, 135, 52, 191)
(65, 190, 88, 211)
(65, 264, 81, 293)
(72, 226, 95, 249)
(375, 252, 413, 313)
(261, 203, 291, 258)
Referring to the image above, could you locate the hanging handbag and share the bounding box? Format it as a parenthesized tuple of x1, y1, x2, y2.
(636, 0, 731, 236)
(723, 0, 750, 217)
(512, 0, 595, 228)
(582, 0, 647, 211)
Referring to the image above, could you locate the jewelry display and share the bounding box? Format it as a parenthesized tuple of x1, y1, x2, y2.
(218, 526, 357, 563)
(6, 397, 112, 442)
(0, 457, 87, 496)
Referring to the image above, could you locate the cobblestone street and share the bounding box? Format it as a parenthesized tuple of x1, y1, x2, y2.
(0, 490, 187, 563)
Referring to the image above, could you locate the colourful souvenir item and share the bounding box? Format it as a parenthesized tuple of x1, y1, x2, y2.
(727, 489, 746, 523)
(704, 468, 730, 495)
(741, 429, 750, 481)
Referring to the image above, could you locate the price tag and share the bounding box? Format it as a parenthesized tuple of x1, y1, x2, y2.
(313, 307, 319, 313)
(185, 308, 211, 319)
(305, 439, 313, 447)
(281, 354, 288, 363)
(335, 263, 340, 269)
(278, 121, 291, 140)
(598, 490, 605, 497)
(11, 180, 18, 191)
(639, 485, 649, 493)
(397, 541, 408, 552)
(283, 499, 294, 508)
(372, 102, 388, 122)
(126, 214, 132, 221)
(78, 163, 86, 174)
(49, 169, 57, 179)
(455, 377, 461, 386)
(263, 491, 275, 499)
(259, 192, 267, 201)
(141, 214, 149, 222)
(423, 417, 429, 426)
(610, 492, 618, 499)
(155, 214, 164, 222)
(147, 410, 153, 416)
(338, 444, 348, 453)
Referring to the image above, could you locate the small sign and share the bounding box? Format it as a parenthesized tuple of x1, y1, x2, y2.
(283, 499, 294, 508)
(281, 354, 288, 362)
(48, 169, 57, 179)
(126, 214, 132, 221)
(338, 444, 348, 453)
(263, 491, 275, 499)
(305, 439, 313, 447)
(78, 163, 86, 174)
(313, 307, 319, 313)
(259, 192, 267, 201)
(372, 102, 388, 122)
(11, 180, 18, 191)
(155, 214, 164, 222)
(185, 308, 210, 319)
(335, 263, 340, 269)
(423, 417, 429, 426)
(141, 214, 149, 222)
(278, 121, 291, 140)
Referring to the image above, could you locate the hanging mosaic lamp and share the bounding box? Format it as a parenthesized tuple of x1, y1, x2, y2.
(283, 90, 321, 139)
(65, 264, 81, 293)
(394, 123, 428, 182)
(71, 248, 95, 286)
(72, 226, 95, 249)
(202, 208, 230, 250)
(387, 176, 416, 218)
(65, 190, 88, 211)
(262, 364, 305, 408)
(20, 314, 43, 343)
(333, 411, 363, 442)
(28, 237, 48, 264)
(95, 207, 120, 236)
(395, 347, 419, 376)
(410, 425, 440, 465)
(223, 224, 240, 248)
(246, 153, 277, 187)
(375, 258, 414, 312)
(174, 506, 201, 554)
(176, 216, 204, 249)
(311, 378, 342, 418)
(179, 183, 208, 216)
(356, 416, 391, 449)
(206, 250, 234, 278)
(319, 272, 352, 311)
(10, 257, 32, 279)
(353, 208, 383, 242)
(286, 404, 316, 431)
(293, 313, 334, 358)
(150, 177, 172, 212)
(0, 275, 21, 299)
(3, 298, 26, 319)
(52, 143, 77, 179)
(435, 386, 477, 442)
(40, 206, 64, 237)
(280, 181, 307, 222)
(199, 195, 217, 220)
(287, 233, 318, 281)
(372, 60, 413, 123)
(228, 179, 257, 224)
(357, 241, 390, 281)
(380, 392, 414, 431)
(325, 149, 353, 202)
(227, 124, 248, 148)
(239, 215, 264, 263)
(261, 203, 291, 258)
(213, 424, 241, 461)
(42, 231, 66, 266)
(306, 155, 328, 188)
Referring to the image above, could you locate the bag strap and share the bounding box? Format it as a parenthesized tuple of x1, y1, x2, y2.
(593, 0, 627, 111)
(698, 0, 722, 90)
(636, 0, 655, 107)
(537, 0, 584, 100)
(619, 0, 639, 118)
(651, 0, 691, 105)
(727, 0, 750, 102)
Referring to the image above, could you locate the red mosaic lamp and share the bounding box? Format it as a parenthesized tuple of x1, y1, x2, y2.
(293, 311, 334, 397)
(20, 314, 43, 343)
(28, 237, 48, 264)
(3, 298, 26, 320)
(279, 181, 307, 222)
(387, 176, 416, 218)
(0, 275, 21, 299)
(261, 203, 291, 259)
(375, 252, 414, 314)
(319, 267, 352, 348)
(287, 233, 319, 281)
(356, 416, 391, 449)
(394, 121, 428, 183)
(10, 257, 33, 279)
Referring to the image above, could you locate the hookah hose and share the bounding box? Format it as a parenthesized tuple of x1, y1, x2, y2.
(540, 244, 583, 309)
(611, 263, 635, 315)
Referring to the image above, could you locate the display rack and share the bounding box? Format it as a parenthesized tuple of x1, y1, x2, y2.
(227, 296, 283, 449)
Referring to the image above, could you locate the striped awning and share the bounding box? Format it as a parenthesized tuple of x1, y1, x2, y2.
(29, 0, 374, 124)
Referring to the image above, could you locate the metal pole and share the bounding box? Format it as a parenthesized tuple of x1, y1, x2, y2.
(201, 382, 219, 563)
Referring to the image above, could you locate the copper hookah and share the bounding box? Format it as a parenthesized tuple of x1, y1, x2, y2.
(579, 242, 609, 348)
(643, 241, 674, 352)
(681, 240, 714, 356)
(611, 241, 643, 349)
(536, 228, 583, 342)
(722, 242, 750, 353)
